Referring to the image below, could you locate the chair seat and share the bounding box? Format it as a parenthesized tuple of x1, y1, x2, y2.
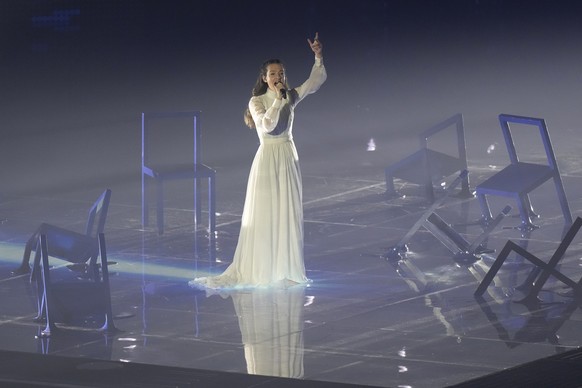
(476, 162, 554, 195)
(37, 224, 97, 264)
(143, 163, 215, 179)
(384, 114, 469, 202)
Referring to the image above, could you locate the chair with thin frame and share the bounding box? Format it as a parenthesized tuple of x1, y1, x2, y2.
(141, 111, 216, 257)
(475, 114, 572, 230)
(34, 233, 117, 337)
(12, 189, 112, 278)
(385, 113, 472, 202)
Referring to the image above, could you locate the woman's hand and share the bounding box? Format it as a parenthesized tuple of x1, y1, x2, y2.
(308, 32, 323, 58)
(275, 82, 287, 100)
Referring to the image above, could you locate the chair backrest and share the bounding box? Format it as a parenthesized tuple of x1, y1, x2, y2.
(498, 114, 559, 171)
(419, 113, 467, 165)
(142, 111, 203, 169)
(85, 189, 112, 237)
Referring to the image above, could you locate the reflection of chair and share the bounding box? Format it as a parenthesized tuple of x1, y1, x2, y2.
(476, 296, 579, 350)
(385, 170, 508, 265)
(385, 171, 467, 260)
(475, 217, 582, 304)
(424, 205, 511, 265)
(15, 189, 112, 278)
(385, 113, 471, 202)
(475, 114, 572, 230)
(34, 233, 116, 337)
(36, 324, 114, 356)
(141, 111, 216, 239)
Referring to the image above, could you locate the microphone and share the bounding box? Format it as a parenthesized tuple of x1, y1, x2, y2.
(276, 82, 287, 99)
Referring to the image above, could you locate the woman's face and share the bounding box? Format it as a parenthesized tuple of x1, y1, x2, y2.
(263, 63, 286, 92)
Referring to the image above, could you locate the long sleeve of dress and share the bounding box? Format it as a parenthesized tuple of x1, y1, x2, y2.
(293, 56, 327, 104)
(249, 96, 284, 133)
(249, 56, 327, 134)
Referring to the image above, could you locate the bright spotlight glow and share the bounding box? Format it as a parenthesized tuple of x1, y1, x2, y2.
(0, 243, 30, 265)
(0, 241, 216, 281)
(367, 138, 376, 151)
(113, 259, 211, 280)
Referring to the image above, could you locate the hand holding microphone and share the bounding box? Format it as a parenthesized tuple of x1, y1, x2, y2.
(275, 82, 287, 100)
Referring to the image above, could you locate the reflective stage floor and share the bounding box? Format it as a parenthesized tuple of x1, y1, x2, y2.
(2, 113, 582, 388)
(5, 1, 582, 386)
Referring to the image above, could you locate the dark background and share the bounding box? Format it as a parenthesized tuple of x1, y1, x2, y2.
(1, 0, 581, 197)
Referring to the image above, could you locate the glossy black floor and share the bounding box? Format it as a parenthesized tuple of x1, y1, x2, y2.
(4, 1, 582, 387)
(2, 115, 582, 388)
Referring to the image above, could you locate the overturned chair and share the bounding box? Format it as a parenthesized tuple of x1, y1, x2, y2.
(475, 217, 582, 305)
(13, 189, 112, 278)
(385, 170, 510, 266)
(33, 232, 117, 337)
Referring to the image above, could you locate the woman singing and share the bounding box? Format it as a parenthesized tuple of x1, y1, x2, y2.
(190, 33, 326, 289)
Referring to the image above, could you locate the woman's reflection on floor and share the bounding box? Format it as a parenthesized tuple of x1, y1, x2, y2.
(228, 285, 306, 378)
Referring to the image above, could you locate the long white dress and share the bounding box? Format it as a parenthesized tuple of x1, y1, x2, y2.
(231, 287, 306, 377)
(190, 57, 327, 289)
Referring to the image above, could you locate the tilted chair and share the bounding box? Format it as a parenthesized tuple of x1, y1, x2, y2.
(141, 111, 216, 239)
(475, 217, 582, 305)
(13, 189, 112, 278)
(34, 232, 116, 337)
(475, 114, 572, 230)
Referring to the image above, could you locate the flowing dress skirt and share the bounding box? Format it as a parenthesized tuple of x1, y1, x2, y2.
(190, 136, 308, 289)
(232, 287, 305, 377)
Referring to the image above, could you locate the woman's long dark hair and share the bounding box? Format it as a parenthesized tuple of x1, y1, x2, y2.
(243, 59, 287, 129)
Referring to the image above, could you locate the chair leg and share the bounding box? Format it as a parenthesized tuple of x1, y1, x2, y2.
(522, 194, 539, 219)
(32, 248, 45, 321)
(97, 233, 118, 334)
(424, 182, 435, 203)
(384, 169, 398, 197)
(209, 175, 216, 262)
(156, 179, 164, 235)
(423, 167, 435, 203)
(38, 235, 57, 337)
(552, 175, 573, 225)
(142, 173, 149, 228)
(476, 192, 493, 224)
(517, 194, 538, 230)
(474, 241, 517, 297)
(194, 178, 201, 226)
(13, 233, 37, 276)
(40, 294, 57, 337)
(458, 171, 473, 198)
(29, 235, 42, 282)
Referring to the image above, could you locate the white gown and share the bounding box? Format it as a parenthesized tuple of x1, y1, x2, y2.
(231, 287, 306, 377)
(190, 57, 327, 289)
